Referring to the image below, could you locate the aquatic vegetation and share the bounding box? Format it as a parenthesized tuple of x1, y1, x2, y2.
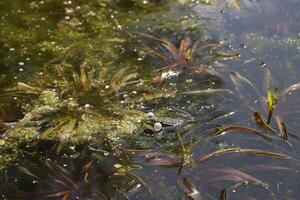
(209, 167, 276, 200)
(1, 0, 300, 199)
(181, 88, 232, 95)
(134, 32, 239, 85)
(14, 159, 110, 200)
(274, 115, 288, 141)
(2, 89, 146, 148)
(113, 163, 152, 195)
(43, 56, 140, 99)
(196, 147, 294, 164)
(208, 125, 273, 142)
(135, 33, 194, 85)
(230, 69, 300, 141)
(114, 141, 297, 199)
(128, 145, 295, 174)
(266, 85, 278, 124)
(177, 178, 201, 200)
(252, 111, 275, 133)
(0, 55, 195, 162)
(177, 133, 195, 174)
(2, 144, 156, 200)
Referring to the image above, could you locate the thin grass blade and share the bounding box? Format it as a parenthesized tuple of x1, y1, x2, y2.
(209, 126, 272, 142)
(177, 178, 202, 200)
(253, 112, 275, 133)
(274, 115, 288, 141)
(182, 88, 232, 95)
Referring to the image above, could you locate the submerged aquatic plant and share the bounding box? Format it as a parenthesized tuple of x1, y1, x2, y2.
(177, 178, 201, 200)
(177, 133, 195, 174)
(134, 32, 239, 85)
(113, 163, 152, 195)
(1, 140, 160, 200)
(230, 69, 300, 141)
(266, 84, 278, 124)
(209, 167, 276, 200)
(2, 87, 149, 153)
(12, 159, 110, 200)
(1, 51, 193, 162)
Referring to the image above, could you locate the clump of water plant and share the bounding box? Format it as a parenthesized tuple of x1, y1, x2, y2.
(2, 71, 145, 146)
(3, 151, 148, 200)
(134, 32, 239, 85)
(0, 47, 190, 162)
(229, 69, 300, 142)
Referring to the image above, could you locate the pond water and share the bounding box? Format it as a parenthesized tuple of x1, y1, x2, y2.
(1, 0, 300, 199)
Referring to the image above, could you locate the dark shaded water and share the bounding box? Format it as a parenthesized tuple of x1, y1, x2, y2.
(1, 0, 300, 199)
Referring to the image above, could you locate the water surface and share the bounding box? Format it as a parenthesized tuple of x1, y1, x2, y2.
(1, 0, 300, 199)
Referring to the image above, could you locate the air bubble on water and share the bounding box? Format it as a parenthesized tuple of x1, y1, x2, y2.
(9, 47, 15, 51)
(18, 62, 24, 66)
(154, 122, 162, 132)
(19, 68, 24, 72)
